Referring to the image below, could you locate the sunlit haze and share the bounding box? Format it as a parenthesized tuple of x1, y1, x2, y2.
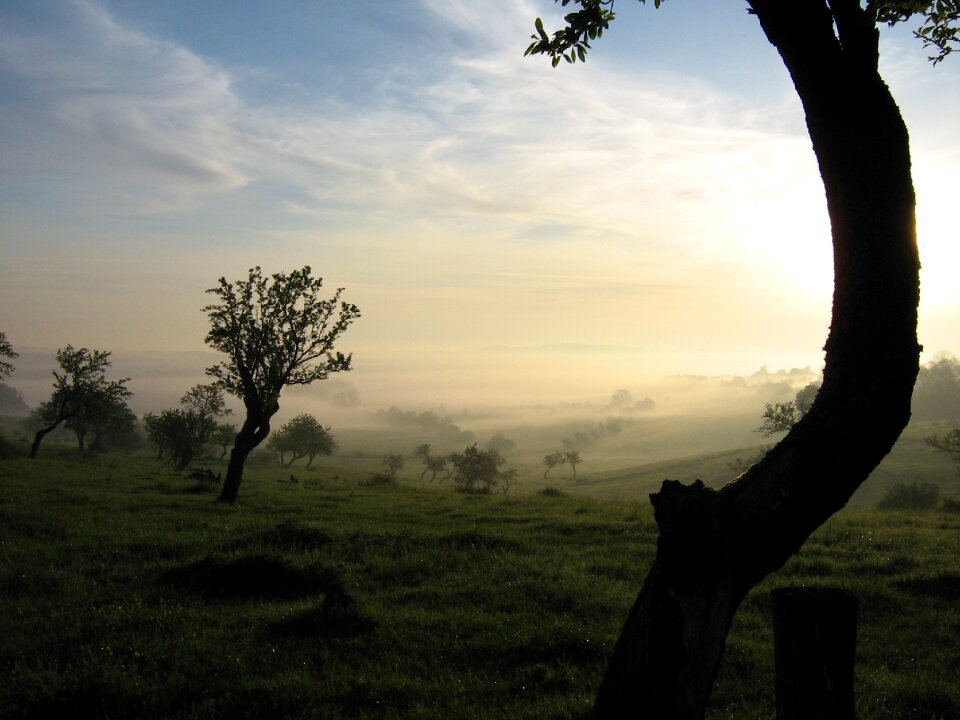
(2, 0, 958, 416)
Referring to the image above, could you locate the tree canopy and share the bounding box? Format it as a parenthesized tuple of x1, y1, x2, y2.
(0, 330, 17, 380)
(267, 413, 337, 468)
(525, 0, 958, 66)
(30, 346, 131, 458)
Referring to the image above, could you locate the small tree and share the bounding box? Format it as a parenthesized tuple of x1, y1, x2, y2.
(543, 451, 563, 479)
(499, 466, 519, 496)
(486, 431, 516, 454)
(449, 444, 504, 494)
(414, 442, 433, 480)
(147, 385, 231, 470)
(0, 330, 17, 379)
(270, 414, 337, 468)
(382, 453, 404, 479)
(211, 422, 237, 460)
(563, 449, 582, 479)
(925, 428, 960, 475)
(426, 455, 448, 482)
(204, 266, 360, 502)
(757, 381, 821, 437)
(66, 392, 137, 453)
(30, 346, 131, 458)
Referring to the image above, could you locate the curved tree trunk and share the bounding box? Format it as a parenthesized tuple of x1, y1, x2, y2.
(219, 401, 279, 502)
(593, 1, 920, 717)
(30, 423, 59, 458)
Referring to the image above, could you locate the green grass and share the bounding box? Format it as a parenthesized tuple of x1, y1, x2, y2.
(1, 453, 958, 719)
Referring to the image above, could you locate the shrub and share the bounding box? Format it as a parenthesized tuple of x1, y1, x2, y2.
(876, 481, 941, 511)
(538, 486, 568, 498)
(362, 472, 396, 487)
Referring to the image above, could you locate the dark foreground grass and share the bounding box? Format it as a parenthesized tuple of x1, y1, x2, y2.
(1, 454, 958, 719)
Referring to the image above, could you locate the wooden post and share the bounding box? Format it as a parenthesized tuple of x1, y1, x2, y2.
(771, 587, 858, 720)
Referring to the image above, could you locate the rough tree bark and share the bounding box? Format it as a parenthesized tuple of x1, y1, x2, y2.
(593, 1, 920, 717)
(219, 400, 279, 502)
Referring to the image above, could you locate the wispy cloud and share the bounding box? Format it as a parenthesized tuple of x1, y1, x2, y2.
(0, 0, 247, 212)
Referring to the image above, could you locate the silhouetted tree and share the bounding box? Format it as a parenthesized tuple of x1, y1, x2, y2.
(147, 385, 231, 470)
(211, 422, 237, 460)
(925, 428, 960, 475)
(757, 381, 821, 437)
(528, 1, 942, 715)
(543, 451, 563, 479)
(0, 331, 17, 379)
(499, 466, 519, 496)
(449, 444, 504, 493)
(269, 414, 337, 468)
(30, 346, 131, 458)
(562, 449, 582, 479)
(382, 453, 404, 479)
(66, 392, 137, 453)
(204, 266, 360, 502)
(486, 431, 516, 454)
(414, 442, 433, 480)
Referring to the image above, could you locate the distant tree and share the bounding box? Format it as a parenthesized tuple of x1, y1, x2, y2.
(925, 428, 960, 475)
(30, 346, 131, 458)
(414, 442, 433, 480)
(427, 455, 449, 482)
(66, 392, 137, 453)
(912, 354, 960, 420)
(876, 480, 941, 510)
(499, 466, 519, 496)
(563, 449, 582, 479)
(269, 414, 337, 468)
(0, 330, 17, 379)
(211, 422, 237, 460)
(543, 451, 563, 479)
(382, 453, 404, 479)
(757, 381, 821, 436)
(449, 444, 504, 494)
(610, 388, 633, 408)
(204, 266, 360, 502)
(486, 431, 516, 454)
(0, 383, 29, 416)
(90, 402, 140, 452)
(143, 385, 230, 470)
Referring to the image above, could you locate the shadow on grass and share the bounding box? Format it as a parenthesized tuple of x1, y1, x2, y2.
(228, 519, 332, 552)
(265, 590, 375, 640)
(159, 553, 340, 600)
(894, 573, 960, 600)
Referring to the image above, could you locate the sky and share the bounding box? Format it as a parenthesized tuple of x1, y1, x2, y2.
(1, 0, 958, 412)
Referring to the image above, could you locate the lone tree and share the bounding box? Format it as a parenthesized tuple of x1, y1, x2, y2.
(527, 0, 953, 716)
(204, 266, 360, 502)
(0, 330, 17, 379)
(30, 346, 131, 458)
(267, 413, 337, 468)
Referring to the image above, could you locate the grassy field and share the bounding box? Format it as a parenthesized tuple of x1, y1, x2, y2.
(1, 451, 959, 719)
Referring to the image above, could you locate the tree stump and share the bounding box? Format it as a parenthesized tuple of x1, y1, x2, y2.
(771, 587, 858, 720)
